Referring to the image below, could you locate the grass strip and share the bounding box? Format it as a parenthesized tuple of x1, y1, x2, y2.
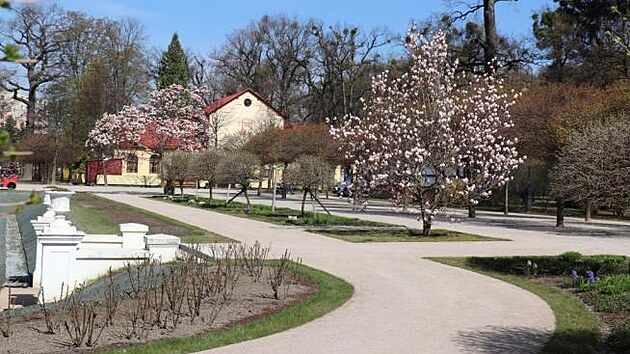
(312, 228, 507, 243)
(154, 196, 503, 243)
(100, 263, 353, 354)
(429, 257, 601, 354)
(69, 193, 233, 243)
(153, 195, 388, 227)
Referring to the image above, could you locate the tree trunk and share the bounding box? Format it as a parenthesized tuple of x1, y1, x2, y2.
(24, 86, 36, 136)
(179, 180, 184, 197)
(50, 150, 58, 185)
(208, 185, 213, 200)
(102, 159, 108, 187)
(257, 166, 263, 196)
(503, 182, 509, 215)
(243, 188, 251, 213)
(483, 0, 497, 72)
(271, 165, 276, 212)
(301, 188, 308, 216)
(421, 210, 433, 236)
(556, 198, 565, 227)
(468, 203, 476, 218)
(585, 198, 593, 222)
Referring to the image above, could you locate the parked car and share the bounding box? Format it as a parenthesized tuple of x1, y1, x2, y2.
(333, 181, 353, 198)
(275, 182, 293, 197)
(0, 163, 18, 189)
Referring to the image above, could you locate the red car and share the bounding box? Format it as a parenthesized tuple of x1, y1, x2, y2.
(1, 174, 17, 189)
(1, 164, 18, 189)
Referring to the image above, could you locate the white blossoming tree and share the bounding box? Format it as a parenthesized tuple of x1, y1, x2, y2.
(454, 73, 522, 217)
(330, 27, 522, 235)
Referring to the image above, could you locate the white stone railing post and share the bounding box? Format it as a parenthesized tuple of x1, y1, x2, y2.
(34, 219, 85, 300)
(145, 234, 181, 262)
(120, 223, 149, 250)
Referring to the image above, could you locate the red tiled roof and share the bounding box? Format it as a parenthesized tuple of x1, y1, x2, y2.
(138, 122, 181, 150)
(202, 87, 287, 120)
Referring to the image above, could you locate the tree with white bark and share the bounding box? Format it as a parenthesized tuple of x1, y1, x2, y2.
(329, 27, 522, 235)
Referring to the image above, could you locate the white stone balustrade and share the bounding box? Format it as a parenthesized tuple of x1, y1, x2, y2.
(30, 199, 181, 302)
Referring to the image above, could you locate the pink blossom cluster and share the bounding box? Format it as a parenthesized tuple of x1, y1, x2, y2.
(86, 84, 209, 154)
(329, 27, 523, 225)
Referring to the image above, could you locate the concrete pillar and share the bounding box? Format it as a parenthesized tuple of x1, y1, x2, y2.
(35, 219, 85, 300)
(120, 223, 149, 250)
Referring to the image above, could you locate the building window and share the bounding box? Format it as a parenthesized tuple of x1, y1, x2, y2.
(126, 153, 138, 173)
(244, 98, 252, 107)
(149, 155, 160, 174)
(241, 120, 253, 132)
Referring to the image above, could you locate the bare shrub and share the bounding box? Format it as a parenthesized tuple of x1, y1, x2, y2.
(266, 249, 301, 300)
(236, 241, 270, 281)
(63, 286, 106, 347)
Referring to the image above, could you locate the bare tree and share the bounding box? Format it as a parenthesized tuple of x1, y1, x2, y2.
(308, 24, 390, 122)
(211, 15, 313, 120)
(0, 3, 71, 134)
(550, 119, 630, 222)
(160, 150, 194, 197)
(193, 149, 223, 199)
(216, 151, 260, 211)
(207, 111, 231, 148)
(284, 155, 333, 216)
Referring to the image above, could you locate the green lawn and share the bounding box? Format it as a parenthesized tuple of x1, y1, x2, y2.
(429, 257, 602, 354)
(153, 195, 387, 227)
(312, 228, 508, 243)
(100, 263, 353, 354)
(69, 193, 233, 243)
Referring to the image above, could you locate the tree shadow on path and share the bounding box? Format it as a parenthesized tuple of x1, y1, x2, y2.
(456, 326, 600, 354)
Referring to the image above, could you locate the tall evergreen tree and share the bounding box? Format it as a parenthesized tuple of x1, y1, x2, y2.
(157, 33, 191, 89)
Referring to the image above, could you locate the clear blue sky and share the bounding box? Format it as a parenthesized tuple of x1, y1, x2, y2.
(57, 0, 554, 55)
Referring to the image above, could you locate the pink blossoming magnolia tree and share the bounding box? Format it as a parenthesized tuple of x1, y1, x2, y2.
(86, 106, 147, 185)
(139, 84, 209, 155)
(86, 84, 209, 185)
(330, 27, 523, 235)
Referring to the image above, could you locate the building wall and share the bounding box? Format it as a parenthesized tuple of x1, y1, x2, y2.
(209, 91, 285, 147)
(96, 150, 160, 186)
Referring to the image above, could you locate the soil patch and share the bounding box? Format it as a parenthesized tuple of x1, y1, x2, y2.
(0, 265, 316, 354)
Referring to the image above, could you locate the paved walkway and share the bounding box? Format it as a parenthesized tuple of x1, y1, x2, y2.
(21, 184, 628, 353)
(91, 191, 626, 354)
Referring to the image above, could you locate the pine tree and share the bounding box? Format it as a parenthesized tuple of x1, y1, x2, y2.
(157, 33, 191, 89)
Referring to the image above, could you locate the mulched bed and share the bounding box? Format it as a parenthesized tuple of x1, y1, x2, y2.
(0, 266, 316, 354)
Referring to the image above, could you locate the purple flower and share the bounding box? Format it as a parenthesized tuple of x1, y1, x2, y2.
(571, 270, 579, 280)
(585, 270, 598, 284)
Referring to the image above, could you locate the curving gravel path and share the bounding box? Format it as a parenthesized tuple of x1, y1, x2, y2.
(89, 191, 630, 354)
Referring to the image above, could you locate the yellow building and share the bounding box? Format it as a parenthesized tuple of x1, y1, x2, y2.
(204, 87, 285, 148)
(90, 88, 285, 186)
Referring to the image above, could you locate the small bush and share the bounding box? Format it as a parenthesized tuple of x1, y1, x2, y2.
(608, 323, 630, 354)
(585, 293, 630, 312)
(579, 275, 630, 295)
(467, 253, 629, 277)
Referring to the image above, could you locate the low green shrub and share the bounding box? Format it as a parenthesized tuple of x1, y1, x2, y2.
(579, 275, 630, 295)
(467, 252, 629, 277)
(608, 323, 630, 354)
(585, 293, 630, 312)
